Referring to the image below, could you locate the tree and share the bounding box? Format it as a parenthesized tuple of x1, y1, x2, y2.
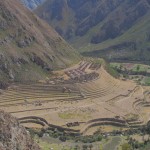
(146, 122, 150, 139)
(74, 145, 80, 150)
(136, 65, 140, 72)
(89, 144, 93, 150)
(121, 143, 133, 150)
(120, 64, 123, 70)
(82, 145, 88, 150)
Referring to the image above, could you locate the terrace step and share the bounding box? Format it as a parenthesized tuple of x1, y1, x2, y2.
(81, 118, 127, 134)
(0, 96, 83, 107)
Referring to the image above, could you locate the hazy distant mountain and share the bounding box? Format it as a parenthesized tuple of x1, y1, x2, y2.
(21, 0, 45, 9)
(0, 0, 79, 83)
(35, 0, 150, 62)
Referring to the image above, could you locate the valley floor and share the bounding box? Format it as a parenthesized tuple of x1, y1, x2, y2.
(1, 60, 150, 150)
(1, 60, 150, 135)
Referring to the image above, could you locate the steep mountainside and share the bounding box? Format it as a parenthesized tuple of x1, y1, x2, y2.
(0, 0, 80, 83)
(35, 0, 150, 62)
(21, 0, 45, 9)
(0, 110, 41, 150)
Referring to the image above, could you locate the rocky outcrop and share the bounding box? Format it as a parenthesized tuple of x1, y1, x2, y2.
(0, 110, 41, 150)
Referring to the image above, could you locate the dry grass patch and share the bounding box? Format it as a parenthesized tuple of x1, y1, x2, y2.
(124, 113, 139, 121)
(21, 123, 43, 129)
(58, 112, 91, 120)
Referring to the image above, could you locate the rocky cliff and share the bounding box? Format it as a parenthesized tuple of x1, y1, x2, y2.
(0, 110, 41, 150)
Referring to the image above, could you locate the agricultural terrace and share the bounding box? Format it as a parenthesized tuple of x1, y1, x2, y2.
(1, 60, 150, 135)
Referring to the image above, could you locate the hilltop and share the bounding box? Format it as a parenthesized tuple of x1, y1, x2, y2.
(35, 0, 150, 62)
(0, 0, 80, 84)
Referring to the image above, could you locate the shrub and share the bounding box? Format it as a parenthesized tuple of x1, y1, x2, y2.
(59, 136, 67, 142)
(121, 143, 133, 150)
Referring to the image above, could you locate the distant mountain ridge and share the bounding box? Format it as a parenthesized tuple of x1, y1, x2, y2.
(21, 0, 45, 9)
(0, 0, 80, 83)
(35, 0, 150, 62)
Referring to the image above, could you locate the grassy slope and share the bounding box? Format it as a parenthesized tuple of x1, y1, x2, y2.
(0, 0, 80, 83)
(73, 12, 150, 53)
(35, 0, 150, 62)
(103, 137, 121, 150)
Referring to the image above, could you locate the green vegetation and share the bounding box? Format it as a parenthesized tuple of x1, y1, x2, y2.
(13, 62, 49, 82)
(139, 143, 150, 150)
(28, 127, 104, 150)
(110, 62, 150, 85)
(125, 113, 139, 121)
(38, 141, 72, 150)
(103, 137, 121, 150)
(105, 62, 120, 78)
(30, 127, 103, 144)
(80, 13, 150, 62)
(110, 63, 150, 73)
(27, 124, 150, 150)
(144, 77, 150, 86)
(121, 143, 132, 150)
(132, 65, 147, 72)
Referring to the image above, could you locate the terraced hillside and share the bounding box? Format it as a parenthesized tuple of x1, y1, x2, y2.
(1, 61, 150, 135)
(78, 67, 121, 99)
(0, 84, 82, 107)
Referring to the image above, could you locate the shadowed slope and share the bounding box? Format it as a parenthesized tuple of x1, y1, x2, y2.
(35, 0, 150, 62)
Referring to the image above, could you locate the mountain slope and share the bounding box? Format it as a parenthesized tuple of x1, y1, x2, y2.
(0, 110, 41, 150)
(21, 0, 45, 9)
(82, 12, 150, 62)
(0, 0, 80, 83)
(35, 0, 150, 62)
